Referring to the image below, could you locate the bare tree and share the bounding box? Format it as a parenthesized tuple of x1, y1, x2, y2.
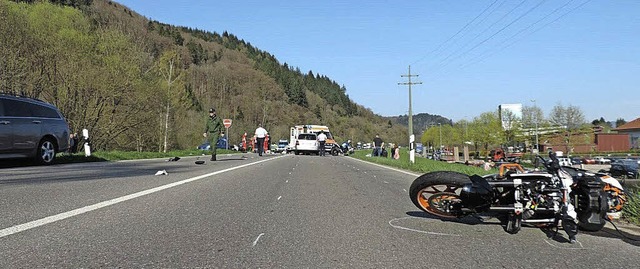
(157, 50, 183, 153)
(548, 103, 586, 153)
(521, 105, 545, 128)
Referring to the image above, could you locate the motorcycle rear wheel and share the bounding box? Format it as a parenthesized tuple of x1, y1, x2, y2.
(409, 171, 471, 218)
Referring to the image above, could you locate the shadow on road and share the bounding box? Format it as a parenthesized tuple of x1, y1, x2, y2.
(406, 211, 497, 226)
(582, 225, 640, 247)
(408, 211, 640, 246)
(0, 155, 107, 169)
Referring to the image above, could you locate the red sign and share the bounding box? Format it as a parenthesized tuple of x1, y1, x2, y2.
(223, 119, 232, 128)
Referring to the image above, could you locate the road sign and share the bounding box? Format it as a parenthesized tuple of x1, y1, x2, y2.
(223, 119, 232, 128)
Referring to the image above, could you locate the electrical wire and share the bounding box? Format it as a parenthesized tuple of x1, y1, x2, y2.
(432, 0, 548, 77)
(411, 0, 501, 66)
(427, 0, 528, 74)
(458, 0, 576, 70)
(452, 0, 592, 75)
(606, 219, 640, 242)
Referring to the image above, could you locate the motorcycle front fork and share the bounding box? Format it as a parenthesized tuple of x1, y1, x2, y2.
(506, 214, 521, 234)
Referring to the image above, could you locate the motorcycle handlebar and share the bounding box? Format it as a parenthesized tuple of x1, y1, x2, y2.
(534, 151, 561, 174)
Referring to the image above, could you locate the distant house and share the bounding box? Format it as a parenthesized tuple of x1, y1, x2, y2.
(614, 117, 640, 149)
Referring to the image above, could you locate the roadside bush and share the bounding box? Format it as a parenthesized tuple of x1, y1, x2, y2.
(622, 186, 640, 225)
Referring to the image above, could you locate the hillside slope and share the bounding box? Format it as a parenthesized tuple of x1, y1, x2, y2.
(1, 0, 411, 150)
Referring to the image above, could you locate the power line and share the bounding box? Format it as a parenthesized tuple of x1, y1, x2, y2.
(411, 0, 501, 66)
(434, 0, 548, 76)
(460, 0, 576, 70)
(460, 0, 591, 70)
(428, 0, 527, 73)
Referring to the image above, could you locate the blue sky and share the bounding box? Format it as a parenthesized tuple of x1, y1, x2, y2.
(116, 0, 639, 123)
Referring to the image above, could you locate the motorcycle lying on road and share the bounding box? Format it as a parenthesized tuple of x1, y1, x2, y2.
(409, 152, 627, 242)
(331, 141, 355, 156)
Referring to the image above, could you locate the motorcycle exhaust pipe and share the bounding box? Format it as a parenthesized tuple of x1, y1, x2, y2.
(521, 218, 556, 223)
(489, 206, 555, 212)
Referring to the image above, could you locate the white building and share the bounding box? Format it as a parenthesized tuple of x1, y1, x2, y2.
(498, 103, 522, 130)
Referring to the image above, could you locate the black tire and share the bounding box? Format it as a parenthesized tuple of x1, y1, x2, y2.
(36, 137, 57, 165)
(294, 151, 299, 155)
(577, 191, 608, 232)
(409, 171, 471, 218)
(331, 147, 339, 156)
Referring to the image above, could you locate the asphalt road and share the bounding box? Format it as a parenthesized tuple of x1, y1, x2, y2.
(1, 154, 638, 268)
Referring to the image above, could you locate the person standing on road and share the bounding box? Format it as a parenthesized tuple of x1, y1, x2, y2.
(203, 108, 223, 161)
(317, 131, 327, 156)
(241, 132, 247, 153)
(255, 123, 268, 156)
(373, 134, 384, 157)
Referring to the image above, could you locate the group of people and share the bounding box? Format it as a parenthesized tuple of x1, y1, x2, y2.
(372, 134, 400, 160)
(203, 107, 270, 161)
(205, 107, 401, 161)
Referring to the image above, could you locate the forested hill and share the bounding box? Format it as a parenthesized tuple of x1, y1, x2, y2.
(0, 0, 409, 151)
(385, 113, 452, 135)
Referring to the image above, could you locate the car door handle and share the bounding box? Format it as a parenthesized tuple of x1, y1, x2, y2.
(32, 120, 42, 124)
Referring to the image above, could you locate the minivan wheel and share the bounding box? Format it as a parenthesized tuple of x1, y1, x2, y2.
(37, 138, 56, 164)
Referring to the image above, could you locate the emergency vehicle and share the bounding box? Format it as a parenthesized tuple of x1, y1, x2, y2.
(288, 125, 336, 154)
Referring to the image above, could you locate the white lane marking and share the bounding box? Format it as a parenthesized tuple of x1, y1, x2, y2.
(403, 189, 407, 192)
(383, 181, 389, 184)
(277, 196, 282, 201)
(349, 157, 421, 177)
(253, 233, 265, 246)
(285, 180, 289, 183)
(389, 217, 460, 237)
(0, 155, 287, 239)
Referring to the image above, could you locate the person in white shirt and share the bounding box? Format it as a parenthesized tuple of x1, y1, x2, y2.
(317, 131, 327, 156)
(254, 124, 268, 156)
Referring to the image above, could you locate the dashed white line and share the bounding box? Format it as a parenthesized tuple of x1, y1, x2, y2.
(277, 196, 282, 200)
(253, 233, 265, 246)
(0, 155, 287, 239)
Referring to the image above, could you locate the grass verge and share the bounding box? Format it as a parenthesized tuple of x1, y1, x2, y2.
(349, 149, 496, 176)
(622, 186, 640, 226)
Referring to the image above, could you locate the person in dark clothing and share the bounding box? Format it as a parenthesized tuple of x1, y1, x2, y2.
(373, 134, 384, 157)
(317, 131, 327, 156)
(203, 108, 223, 161)
(254, 123, 268, 156)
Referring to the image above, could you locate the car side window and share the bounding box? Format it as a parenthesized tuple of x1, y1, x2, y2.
(32, 104, 60, 118)
(0, 99, 5, 116)
(3, 99, 32, 117)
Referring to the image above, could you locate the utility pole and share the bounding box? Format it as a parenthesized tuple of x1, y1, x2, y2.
(531, 99, 539, 153)
(398, 65, 422, 164)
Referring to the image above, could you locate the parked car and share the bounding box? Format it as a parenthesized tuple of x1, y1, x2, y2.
(197, 138, 229, 150)
(581, 157, 596, 164)
(276, 139, 288, 153)
(293, 133, 318, 155)
(0, 94, 70, 164)
(570, 157, 582, 165)
(594, 156, 611, 164)
(609, 159, 639, 184)
(558, 157, 572, 167)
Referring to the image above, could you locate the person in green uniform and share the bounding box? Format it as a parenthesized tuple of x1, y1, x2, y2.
(203, 107, 223, 161)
